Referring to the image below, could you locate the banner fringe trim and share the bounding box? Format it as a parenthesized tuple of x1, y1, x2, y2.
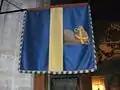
(18, 68, 97, 74)
(88, 5, 97, 71)
(18, 11, 27, 73)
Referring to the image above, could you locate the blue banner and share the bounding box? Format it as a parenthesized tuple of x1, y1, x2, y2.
(19, 3, 97, 74)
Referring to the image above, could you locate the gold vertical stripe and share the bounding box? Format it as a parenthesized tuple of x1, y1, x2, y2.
(49, 7, 63, 72)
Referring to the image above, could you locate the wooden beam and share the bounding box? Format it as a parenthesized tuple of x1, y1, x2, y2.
(34, 74, 46, 90)
(80, 73, 92, 90)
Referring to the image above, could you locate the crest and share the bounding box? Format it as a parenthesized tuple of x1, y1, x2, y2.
(74, 26, 89, 44)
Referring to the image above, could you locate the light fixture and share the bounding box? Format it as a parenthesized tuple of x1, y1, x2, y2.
(92, 76, 106, 90)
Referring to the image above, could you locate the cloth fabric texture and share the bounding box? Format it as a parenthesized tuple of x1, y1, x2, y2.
(19, 3, 96, 74)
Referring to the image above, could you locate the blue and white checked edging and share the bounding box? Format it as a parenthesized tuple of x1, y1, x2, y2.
(18, 5, 97, 74)
(18, 69, 96, 74)
(18, 11, 27, 73)
(88, 5, 97, 71)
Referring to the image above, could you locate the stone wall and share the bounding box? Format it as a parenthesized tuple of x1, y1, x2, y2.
(0, 0, 50, 90)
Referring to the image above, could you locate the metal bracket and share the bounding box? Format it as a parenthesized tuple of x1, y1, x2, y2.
(0, 0, 26, 14)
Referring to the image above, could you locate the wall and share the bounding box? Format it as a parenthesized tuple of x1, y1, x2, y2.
(0, 0, 49, 90)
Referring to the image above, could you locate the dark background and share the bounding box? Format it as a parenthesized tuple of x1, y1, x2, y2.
(51, 0, 120, 21)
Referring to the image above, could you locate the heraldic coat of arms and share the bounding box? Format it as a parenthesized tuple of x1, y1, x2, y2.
(64, 26, 89, 44)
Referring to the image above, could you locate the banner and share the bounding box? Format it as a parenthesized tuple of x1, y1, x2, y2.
(19, 3, 96, 74)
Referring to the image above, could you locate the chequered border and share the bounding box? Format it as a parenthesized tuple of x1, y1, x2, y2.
(18, 11, 27, 73)
(18, 5, 97, 74)
(88, 5, 97, 71)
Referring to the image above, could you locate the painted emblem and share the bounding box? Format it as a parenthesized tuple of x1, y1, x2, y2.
(74, 26, 89, 44)
(64, 26, 89, 44)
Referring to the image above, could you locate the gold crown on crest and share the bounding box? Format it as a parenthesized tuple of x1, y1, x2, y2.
(74, 26, 89, 44)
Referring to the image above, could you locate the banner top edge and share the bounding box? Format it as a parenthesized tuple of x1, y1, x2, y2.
(28, 3, 89, 11)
